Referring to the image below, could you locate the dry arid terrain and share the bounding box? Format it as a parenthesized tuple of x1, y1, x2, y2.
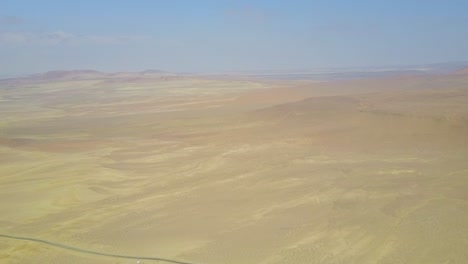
(0, 70, 468, 264)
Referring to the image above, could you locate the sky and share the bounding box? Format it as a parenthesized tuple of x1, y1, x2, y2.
(1, 0, 468, 75)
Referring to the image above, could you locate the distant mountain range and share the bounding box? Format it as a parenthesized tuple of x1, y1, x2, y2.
(455, 67, 468, 75)
(1, 61, 468, 81)
(223, 62, 468, 81)
(0, 69, 183, 82)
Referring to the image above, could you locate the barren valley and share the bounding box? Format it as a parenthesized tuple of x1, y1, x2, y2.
(0, 70, 468, 264)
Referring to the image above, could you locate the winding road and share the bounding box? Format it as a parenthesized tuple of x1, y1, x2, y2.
(0, 233, 197, 264)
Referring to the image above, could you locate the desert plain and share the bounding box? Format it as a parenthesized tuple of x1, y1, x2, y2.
(0, 70, 468, 264)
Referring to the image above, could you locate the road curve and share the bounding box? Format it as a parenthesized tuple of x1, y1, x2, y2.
(0, 233, 197, 264)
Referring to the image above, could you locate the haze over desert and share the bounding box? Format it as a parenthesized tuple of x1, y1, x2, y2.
(2, 1, 468, 263)
(1, 68, 467, 263)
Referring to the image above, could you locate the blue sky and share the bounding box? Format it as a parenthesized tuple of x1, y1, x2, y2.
(1, 0, 468, 74)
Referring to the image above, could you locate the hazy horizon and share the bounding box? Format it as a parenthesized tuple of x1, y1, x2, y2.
(2, 0, 468, 76)
(2, 2, 468, 263)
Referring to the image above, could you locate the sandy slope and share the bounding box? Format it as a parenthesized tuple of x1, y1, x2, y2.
(0, 73, 467, 264)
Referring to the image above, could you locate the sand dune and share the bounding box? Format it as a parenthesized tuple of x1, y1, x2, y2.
(0, 72, 467, 263)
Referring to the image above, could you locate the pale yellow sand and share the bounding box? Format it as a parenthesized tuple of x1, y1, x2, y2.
(0, 73, 467, 263)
